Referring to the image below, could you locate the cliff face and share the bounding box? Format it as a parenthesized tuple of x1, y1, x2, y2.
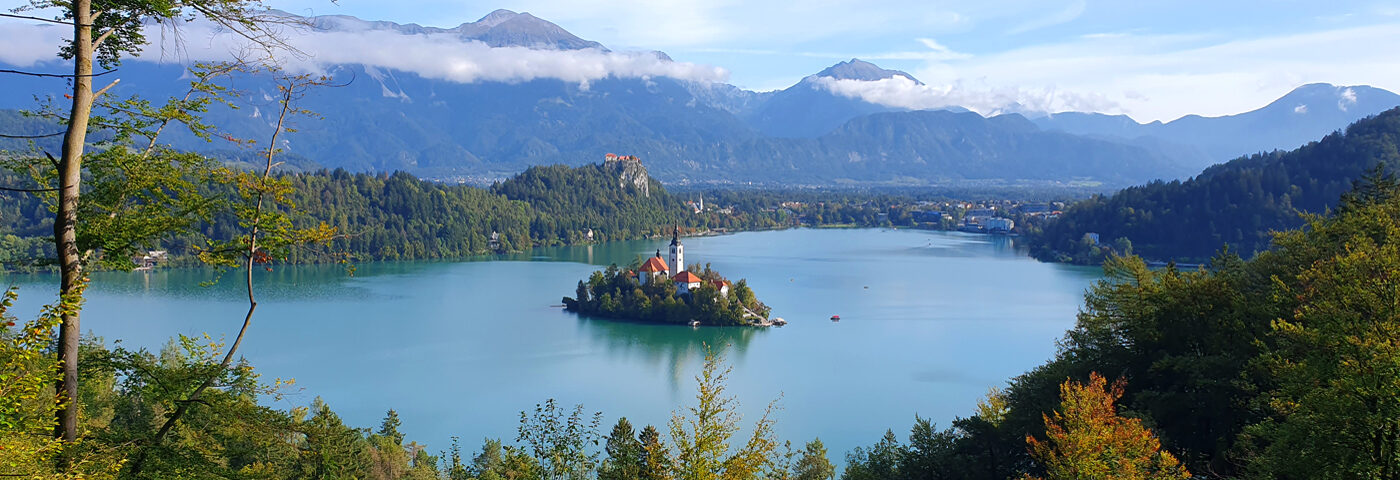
(604, 155, 650, 197)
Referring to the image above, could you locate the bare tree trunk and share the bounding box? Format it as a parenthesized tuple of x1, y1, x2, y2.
(54, 0, 93, 443)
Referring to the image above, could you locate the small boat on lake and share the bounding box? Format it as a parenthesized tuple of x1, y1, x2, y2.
(830, 315, 841, 321)
(688, 320, 701, 327)
(772, 317, 787, 326)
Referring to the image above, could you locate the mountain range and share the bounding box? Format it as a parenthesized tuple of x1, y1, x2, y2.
(1, 9, 1397, 187)
(1032, 83, 1400, 169)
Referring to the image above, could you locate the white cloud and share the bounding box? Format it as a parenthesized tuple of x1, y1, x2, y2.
(467, 0, 977, 50)
(1294, 104, 1308, 114)
(686, 43, 969, 62)
(0, 19, 729, 86)
(908, 23, 1400, 121)
(0, 23, 66, 66)
(917, 38, 955, 54)
(812, 75, 1116, 115)
(1339, 87, 1357, 111)
(279, 31, 728, 85)
(1006, 0, 1086, 35)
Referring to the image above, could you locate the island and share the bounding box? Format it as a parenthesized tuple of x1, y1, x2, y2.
(563, 226, 772, 326)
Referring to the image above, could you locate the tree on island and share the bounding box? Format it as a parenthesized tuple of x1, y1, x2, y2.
(563, 258, 767, 326)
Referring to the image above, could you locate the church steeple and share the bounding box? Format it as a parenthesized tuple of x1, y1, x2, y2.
(668, 225, 684, 274)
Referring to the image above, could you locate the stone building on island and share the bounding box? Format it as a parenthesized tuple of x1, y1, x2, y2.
(637, 254, 669, 286)
(634, 226, 728, 297)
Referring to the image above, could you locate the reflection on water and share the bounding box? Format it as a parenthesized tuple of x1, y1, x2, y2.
(574, 314, 764, 391)
(489, 238, 662, 266)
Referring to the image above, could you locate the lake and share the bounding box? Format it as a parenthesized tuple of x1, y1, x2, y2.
(5, 228, 1101, 463)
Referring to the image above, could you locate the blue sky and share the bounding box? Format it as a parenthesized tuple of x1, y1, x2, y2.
(253, 0, 1400, 121)
(7, 0, 1400, 121)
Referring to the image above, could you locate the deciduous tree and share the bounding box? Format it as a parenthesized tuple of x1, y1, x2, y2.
(668, 348, 779, 480)
(1024, 373, 1189, 480)
(8, 0, 296, 444)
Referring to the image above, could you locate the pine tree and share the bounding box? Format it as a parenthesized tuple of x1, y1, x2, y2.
(599, 418, 643, 480)
(793, 439, 835, 480)
(379, 409, 404, 445)
(639, 425, 673, 480)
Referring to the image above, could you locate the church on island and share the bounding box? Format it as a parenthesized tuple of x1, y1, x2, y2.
(636, 226, 730, 296)
(562, 223, 769, 327)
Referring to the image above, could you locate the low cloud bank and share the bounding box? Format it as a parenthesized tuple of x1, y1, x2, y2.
(812, 75, 1116, 116)
(0, 20, 729, 85)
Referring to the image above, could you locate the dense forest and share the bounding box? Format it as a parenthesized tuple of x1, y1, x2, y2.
(489, 159, 690, 246)
(0, 160, 706, 270)
(0, 158, 1062, 271)
(835, 171, 1400, 479)
(1031, 107, 1400, 263)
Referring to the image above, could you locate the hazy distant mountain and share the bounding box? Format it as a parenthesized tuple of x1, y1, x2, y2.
(1034, 84, 1400, 167)
(787, 110, 1187, 183)
(815, 59, 920, 83)
(0, 11, 1391, 187)
(306, 8, 605, 50)
(0, 60, 1183, 185)
(742, 59, 914, 138)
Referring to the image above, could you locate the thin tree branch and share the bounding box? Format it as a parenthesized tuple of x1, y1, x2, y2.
(92, 27, 116, 50)
(0, 12, 88, 26)
(0, 132, 64, 139)
(129, 74, 297, 478)
(93, 78, 120, 98)
(0, 68, 116, 78)
(138, 62, 240, 159)
(0, 185, 60, 192)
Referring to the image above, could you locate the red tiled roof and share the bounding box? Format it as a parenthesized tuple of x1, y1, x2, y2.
(639, 257, 669, 273)
(673, 271, 703, 283)
(710, 279, 730, 287)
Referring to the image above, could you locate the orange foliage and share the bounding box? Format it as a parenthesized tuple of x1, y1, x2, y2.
(1024, 372, 1190, 480)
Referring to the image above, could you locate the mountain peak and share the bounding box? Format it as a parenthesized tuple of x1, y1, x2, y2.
(455, 9, 606, 50)
(476, 9, 519, 27)
(300, 9, 606, 51)
(1265, 83, 1399, 115)
(815, 59, 921, 84)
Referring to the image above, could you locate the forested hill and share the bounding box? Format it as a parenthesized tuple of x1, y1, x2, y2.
(1031, 107, 1400, 263)
(489, 157, 689, 245)
(0, 159, 699, 268)
(258, 160, 693, 261)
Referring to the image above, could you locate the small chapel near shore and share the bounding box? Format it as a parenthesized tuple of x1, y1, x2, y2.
(636, 226, 730, 296)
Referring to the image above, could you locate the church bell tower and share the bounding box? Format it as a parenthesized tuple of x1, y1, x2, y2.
(669, 225, 684, 274)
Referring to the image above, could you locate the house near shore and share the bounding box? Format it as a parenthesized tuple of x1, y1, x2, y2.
(132, 250, 168, 270)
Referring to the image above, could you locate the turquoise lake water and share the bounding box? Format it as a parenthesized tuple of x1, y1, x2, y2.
(5, 228, 1101, 463)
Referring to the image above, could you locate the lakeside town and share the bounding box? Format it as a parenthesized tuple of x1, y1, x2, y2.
(682, 194, 1066, 235)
